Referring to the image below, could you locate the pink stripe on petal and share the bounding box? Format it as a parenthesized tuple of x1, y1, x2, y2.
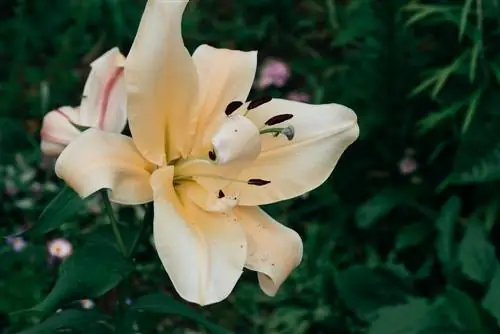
(98, 67, 124, 129)
(55, 109, 72, 122)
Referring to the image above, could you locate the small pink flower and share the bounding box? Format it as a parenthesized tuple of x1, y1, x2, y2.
(7, 237, 27, 252)
(256, 58, 291, 90)
(287, 92, 310, 103)
(398, 157, 418, 175)
(48, 238, 73, 259)
(80, 299, 95, 309)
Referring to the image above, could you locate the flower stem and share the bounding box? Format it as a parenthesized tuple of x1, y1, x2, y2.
(101, 191, 127, 256)
(128, 203, 154, 258)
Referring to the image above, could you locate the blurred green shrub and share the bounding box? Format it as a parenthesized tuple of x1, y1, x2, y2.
(3, 0, 500, 333)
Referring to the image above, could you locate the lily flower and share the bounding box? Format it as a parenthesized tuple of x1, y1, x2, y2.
(55, 0, 359, 306)
(41, 47, 127, 156)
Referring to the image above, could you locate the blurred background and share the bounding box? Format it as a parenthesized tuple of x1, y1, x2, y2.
(2, 0, 500, 333)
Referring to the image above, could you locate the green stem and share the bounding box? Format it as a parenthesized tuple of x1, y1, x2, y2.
(101, 191, 127, 256)
(128, 203, 154, 258)
(259, 127, 285, 136)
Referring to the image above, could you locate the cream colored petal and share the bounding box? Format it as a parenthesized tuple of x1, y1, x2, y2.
(234, 206, 302, 296)
(79, 47, 127, 133)
(55, 129, 154, 204)
(41, 141, 66, 156)
(225, 99, 359, 205)
(40, 107, 81, 156)
(151, 168, 247, 305)
(126, 0, 198, 165)
(189, 45, 257, 157)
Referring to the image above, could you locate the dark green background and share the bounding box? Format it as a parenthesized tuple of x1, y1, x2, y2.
(2, 0, 500, 333)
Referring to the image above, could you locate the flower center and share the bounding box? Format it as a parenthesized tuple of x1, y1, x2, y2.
(171, 98, 294, 207)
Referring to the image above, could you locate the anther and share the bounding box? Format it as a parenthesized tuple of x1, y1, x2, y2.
(248, 178, 271, 186)
(208, 150, 217, 161)
(264, 114, 294, 126)
(247, 96, 272, 110)
(218, 190, 225, 198)
(225, 101, 243, 116)
(281, 125, 295, 140)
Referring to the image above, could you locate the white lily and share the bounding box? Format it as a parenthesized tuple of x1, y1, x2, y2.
(55, 0, 359, 306)
(41, 47, 127, 156)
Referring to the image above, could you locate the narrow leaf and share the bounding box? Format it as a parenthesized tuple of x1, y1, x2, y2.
(435, 197, 461, 271)
(459, 0, 474, 41)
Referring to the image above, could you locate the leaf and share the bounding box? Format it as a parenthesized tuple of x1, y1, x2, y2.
(459, 0, 474, 41)
(32, 243, 133, 315)
(336, 265, 413, 318)
(458, 222, 496, 284)
(18, 309, 112, 334)
(356, 188, 414, 229)
(27, 185, 85, 236)
(416, 99, 466, 134)
(482, 265, 500, 323)
(395, 222, 433, 250)
(451, 143, 500, 184)
(435, 197, 461, 271)
(461, 88, 483, 134)
(441, 287, 484, 333)
(367, 298, 458, 334)
(123, 293, 232, 334)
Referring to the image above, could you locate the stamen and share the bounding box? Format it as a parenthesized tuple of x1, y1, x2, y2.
(218, 190, 225, 198)
(247, 179, 271, 186)
(208, 150, 217, 161)
(225, 101, 243, 116)
(247, 96, 272, 110)
(259, 125, 295, 141)
(281, 125, 295, 140)
(265, 114, 294, 126)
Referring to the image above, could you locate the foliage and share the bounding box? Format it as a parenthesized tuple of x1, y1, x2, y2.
(2, 0, 500, 333)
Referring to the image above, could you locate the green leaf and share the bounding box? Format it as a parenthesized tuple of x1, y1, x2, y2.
(17, 309, 112, 334)
(435, 197, 461, 271)
(459, 0, 474, 41)
(356, 188, 414, 229)
(336, 265, 413, 318)
(395, 222, 433, 250)
(482, 265, 500, 323)
(124, 293, 232, 334)
(458, 222, 496, 284)
(32, 243, 133, 315)
(27, 185, 85, 236)
(441, 287, 484, 333)
(417, 99, 466, 134)
(367, 298, 458, 334)
(461, 88, 483, 134)
(451, 143, 500, 184)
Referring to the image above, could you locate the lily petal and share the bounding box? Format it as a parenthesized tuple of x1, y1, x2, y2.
(225, 99, 359, 205)
(126, 0, 198, 165)
(190, 45, 257, 157)
(151, 167, 247, 305)
(55, 129, 154, 204)
(234, 206, 303, 296)
(40, 107, 81, 156)
(79, 47, 127, 133)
